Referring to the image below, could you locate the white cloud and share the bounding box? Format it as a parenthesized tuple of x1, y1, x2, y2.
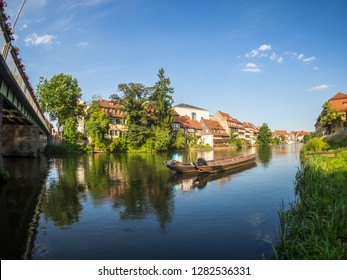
(258, 44, 271, 51)
(289, 52, 316, 64)
(309, 83, 331, 91)
(24, 33, 55, 46)
(242, 63, 262, 72)
(302, 56, 316, 63)
(245, 49, 259, 58)
(245, 44, 271, 58)
(270, 52, 283, 63)
(22, 24, 28, 29)
(245, 44, 282, 63)
(297, 53, 304, 60)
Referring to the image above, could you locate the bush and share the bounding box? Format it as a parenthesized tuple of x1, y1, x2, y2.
(235, 138, 243, 148)
(301, 138, 328, 153)
(109, 138, 128, 153)
(172, 130, 186, 150)
(324, 130, 347, 149)
(45, 143, 85, 156)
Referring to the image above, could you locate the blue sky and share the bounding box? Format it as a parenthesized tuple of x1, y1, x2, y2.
(6, 0, 347, 131)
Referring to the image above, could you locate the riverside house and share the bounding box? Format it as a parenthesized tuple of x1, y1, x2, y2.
(272, 130, 290, 143)
(212, 111, 259, 145)
(173, 103, 210, 122)
(315, 92, 347, 136)
(173, 110, 203, 139)
(98, 100, 127, 139)
(200, 118, 230, 147)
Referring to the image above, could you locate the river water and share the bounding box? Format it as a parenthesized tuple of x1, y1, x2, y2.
(1, 144, 302, 260)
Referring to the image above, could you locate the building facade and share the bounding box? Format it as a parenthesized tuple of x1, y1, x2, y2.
(173, 103, 210, 122)
(200, 118, 230, 147)
(315, 92, 347, 136)
(98, 100, 127, 138)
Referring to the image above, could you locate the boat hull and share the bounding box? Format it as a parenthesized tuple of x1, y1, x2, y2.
(196, 154, 256, 174)
(163, 162, 198, 173)
(164, 155, 256, 174)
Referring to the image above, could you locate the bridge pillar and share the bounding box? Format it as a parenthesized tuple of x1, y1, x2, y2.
(0, 94, 3, 165)
(2, 124, 40, 157)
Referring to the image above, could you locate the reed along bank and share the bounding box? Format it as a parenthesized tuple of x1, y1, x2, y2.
(275, 133, 347, 259)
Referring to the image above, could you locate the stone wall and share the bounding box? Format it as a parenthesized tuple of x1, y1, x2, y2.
(2, 124, 40, 157)
(0, 95, 3, 165)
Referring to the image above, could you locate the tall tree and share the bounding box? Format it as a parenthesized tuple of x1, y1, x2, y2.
(148, 68, 174, 130)
(38, 73, 85, 137)
(117, 83, 150, 148)
(257, 123, 272, 145)
(85, 111, 109, 146)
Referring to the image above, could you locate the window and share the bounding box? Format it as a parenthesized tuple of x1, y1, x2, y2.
(343, 102, 347, 106)
(191, 112, 197, 120)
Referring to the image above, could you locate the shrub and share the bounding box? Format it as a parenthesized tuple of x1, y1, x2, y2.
(109, 138, 128, 153)
(301, 138, 328, 153)
(324, 130, 347, 149)
(45, 143, 85, 156)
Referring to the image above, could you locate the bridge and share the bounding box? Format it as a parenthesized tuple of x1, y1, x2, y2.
(0, 13, 50, 164)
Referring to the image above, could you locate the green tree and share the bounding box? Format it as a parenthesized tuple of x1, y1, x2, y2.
(109, 93, 121, 103)
(172, 129, 186, 150)
(148, 68, 174, 131)
(85, 111, 109, 146)
(63, 117, 80, 144)
(257, 123, 272, 145)
(117, 83, 150, 149)
(38, 73, 85, 138)
(319, 102, 343, 131)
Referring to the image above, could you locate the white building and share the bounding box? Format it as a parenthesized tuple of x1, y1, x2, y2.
(173, 103, 210, 122)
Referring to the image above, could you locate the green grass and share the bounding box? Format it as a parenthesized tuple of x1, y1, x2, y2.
(274, 149, 347, 259)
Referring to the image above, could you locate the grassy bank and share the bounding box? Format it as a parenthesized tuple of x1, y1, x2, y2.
(274, 133, 347, 259)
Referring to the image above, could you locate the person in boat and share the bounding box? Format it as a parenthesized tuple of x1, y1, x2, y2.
(164, 153, 183, 166)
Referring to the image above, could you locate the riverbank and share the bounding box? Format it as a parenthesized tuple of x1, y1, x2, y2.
(274, 133, 347, 259)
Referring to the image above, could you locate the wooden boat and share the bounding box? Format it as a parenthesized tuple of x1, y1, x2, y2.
(195, 154, 256, 174)
(163, 156, 230, 173)
(165, 162, 257, 190)
(163, 154, 256, 174)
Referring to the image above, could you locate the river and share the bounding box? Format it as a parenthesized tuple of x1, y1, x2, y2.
(1, 143, 302, 260)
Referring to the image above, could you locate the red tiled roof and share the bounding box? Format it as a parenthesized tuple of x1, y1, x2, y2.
(329, 92, 347, 101)
(202, 119, 229, 137)
(218, 111, 243, 128)
(99, 100, 125, 118)
(175, 115, 202, 130)
(328, 92, 347, 111)
(99, 100, 124, 109)
(273, 130, 289, 135)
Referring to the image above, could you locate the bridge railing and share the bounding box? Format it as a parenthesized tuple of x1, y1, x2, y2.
(0, 21, 50, 133)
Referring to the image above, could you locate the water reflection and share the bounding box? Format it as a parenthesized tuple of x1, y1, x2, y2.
(0, 157, 48, 259)
(1, 144, 302, 259)
(258, 146, 272, 167)
(167, 162, 257, 191)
